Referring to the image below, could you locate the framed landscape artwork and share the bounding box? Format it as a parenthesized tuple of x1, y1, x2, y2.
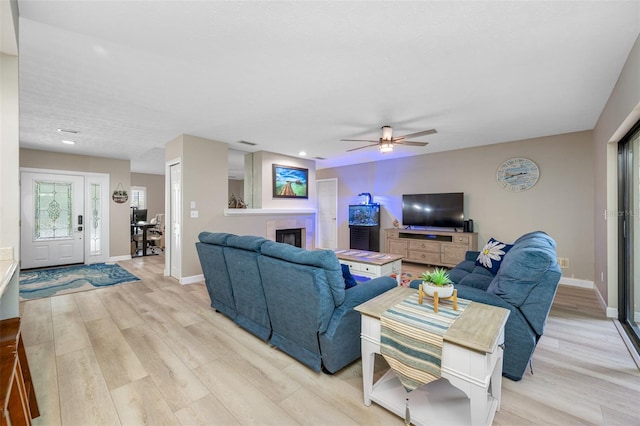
(272, 164, 308, 199)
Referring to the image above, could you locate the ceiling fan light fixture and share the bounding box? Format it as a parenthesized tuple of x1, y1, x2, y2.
(381, 126, 393, 141)
(379, 142, 393, 153)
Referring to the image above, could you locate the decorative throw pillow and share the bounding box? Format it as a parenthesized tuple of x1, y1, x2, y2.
(341, 264, 357, 289)
(476, 238, 513, 275)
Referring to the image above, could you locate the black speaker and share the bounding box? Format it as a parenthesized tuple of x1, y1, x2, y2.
(463, 220, 469, 232)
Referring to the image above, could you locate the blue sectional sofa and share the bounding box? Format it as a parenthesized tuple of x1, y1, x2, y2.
(411, 231, 561, 381)
(196, 232, 397, 373)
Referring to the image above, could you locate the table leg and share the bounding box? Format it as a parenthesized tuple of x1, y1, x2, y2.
(491, 348, 504, 411)
(468, 382, 490, 426)
(142, 227, 148, 256)
(361, 339, 377, 406)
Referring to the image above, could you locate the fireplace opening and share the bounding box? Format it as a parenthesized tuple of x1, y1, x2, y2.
(276, 228, 303, 248)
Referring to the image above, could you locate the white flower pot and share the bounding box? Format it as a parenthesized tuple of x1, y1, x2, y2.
(422, 282, 455, 298)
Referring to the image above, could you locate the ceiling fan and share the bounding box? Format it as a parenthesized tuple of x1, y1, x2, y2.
(341, 126, 437, 153)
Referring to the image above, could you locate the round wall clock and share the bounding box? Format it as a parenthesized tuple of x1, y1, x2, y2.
(496, 157, 539, 192)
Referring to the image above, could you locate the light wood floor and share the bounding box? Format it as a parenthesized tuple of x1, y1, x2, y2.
(18, 256, 640, 425)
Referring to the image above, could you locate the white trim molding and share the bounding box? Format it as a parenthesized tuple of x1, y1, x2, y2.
(109, 255, 132, 262)
(559, 276, 593, 289)
(180, 274, 204, 285)
(224, 208, 316, 216)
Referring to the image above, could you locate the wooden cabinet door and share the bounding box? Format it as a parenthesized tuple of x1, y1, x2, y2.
(388, 239, 408, 257)
(441, 245, 469, 266)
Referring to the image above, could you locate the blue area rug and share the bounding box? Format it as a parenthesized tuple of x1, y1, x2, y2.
(20, 263, 140, 300)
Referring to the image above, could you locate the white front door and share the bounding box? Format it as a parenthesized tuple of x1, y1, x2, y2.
(169, 163, 182, 279)
(21, 172, 85, 269)
(317, 178, 338, 249)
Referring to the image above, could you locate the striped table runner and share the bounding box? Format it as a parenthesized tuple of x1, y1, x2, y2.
(380, 293, 470, 392)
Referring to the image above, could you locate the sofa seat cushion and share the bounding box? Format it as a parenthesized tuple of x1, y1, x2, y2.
(448, 260, 495, 291)
(260, 240, 346, 306)
(457, 274, 494, 291)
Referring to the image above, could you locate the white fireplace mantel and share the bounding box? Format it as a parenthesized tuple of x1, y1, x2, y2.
(224, 208, 317, 216)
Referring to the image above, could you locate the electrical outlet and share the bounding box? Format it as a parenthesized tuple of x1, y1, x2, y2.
(190, 210, 199, 218)
(558, 257, 570, 268)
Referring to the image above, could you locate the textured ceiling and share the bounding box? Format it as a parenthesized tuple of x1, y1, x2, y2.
(16, 1, 640, 176)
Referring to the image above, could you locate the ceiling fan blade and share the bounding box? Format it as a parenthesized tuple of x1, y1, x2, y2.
(395, 129, 437, 140)
(340, 139, 379, 143)
(346, 143, 379, 152)
(395, 141, 429, 147)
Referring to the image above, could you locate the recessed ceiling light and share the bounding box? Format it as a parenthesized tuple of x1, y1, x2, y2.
(299, 151, 307, 156)
(62, 140, 76, 145)
(57, 128, 79, 134)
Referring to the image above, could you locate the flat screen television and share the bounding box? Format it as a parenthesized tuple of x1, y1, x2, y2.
(349, 204, 380, 227)
(402, 193, 464, 228)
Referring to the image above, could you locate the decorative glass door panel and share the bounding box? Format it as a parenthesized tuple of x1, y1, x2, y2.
(90, 183, 102, 256)
(34, 180, 73, 240)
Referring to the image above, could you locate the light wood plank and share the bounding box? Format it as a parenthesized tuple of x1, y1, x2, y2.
(279, 387, 359, 426)
(121, 324, 209, 411)
(84, 316, 148, 390)
(20, 297, 53, 346)
(50, 294, 91, 356)
(174, 394, 240, 426)
(137, 308, 217, 370)
(57, 347, 120, 425)
(94, 287, 145, 330)
(194, 358, 299, 425)
(111, 376, 180, 426)
(73, 290, 109, 322)
(27, 340, 61, 426)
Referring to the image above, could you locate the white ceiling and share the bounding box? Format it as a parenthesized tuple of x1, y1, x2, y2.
(15, 1, 640, 176)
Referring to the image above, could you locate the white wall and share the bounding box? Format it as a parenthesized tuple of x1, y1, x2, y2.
(0, 0, 20, 319)
(318, 131, 594, 282)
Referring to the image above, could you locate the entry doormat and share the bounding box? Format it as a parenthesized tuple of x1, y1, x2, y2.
(19, 263, 140, 300)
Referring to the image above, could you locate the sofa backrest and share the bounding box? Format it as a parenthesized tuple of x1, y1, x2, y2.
(259, 241, 346, 307)
(196, 232, 236, 317)
(257, 241, 340, 359)
(223, 234, 271, 340)
(487, 231, 561, 336)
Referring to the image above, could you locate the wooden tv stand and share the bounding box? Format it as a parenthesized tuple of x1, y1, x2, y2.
(385, 228, 478, 268)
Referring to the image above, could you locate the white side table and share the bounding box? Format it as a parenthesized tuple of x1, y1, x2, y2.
(355, 287, 509, 426)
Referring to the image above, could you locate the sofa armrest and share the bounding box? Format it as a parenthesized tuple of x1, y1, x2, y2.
(319, 276, 396, 373)
(465, 251, 480, 262)
(342, 276, 397, 308)
(326, 276, 396, 331)
(455, 286, 513, 310)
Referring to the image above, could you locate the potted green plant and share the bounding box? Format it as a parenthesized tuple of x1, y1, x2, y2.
(420, 267, 454, 297)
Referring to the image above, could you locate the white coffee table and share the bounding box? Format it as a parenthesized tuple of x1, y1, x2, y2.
(355, 287, 510, 426)
(334, 249, 403, 284)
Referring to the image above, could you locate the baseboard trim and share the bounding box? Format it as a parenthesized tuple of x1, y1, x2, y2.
(180, 274, 204, 285)
(109, 255, 132, 262)
(591, 284, 618, 318)
(606, 306, 619, 318)
(613, 320, 640, 370)
(559, 277, 593, 289)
